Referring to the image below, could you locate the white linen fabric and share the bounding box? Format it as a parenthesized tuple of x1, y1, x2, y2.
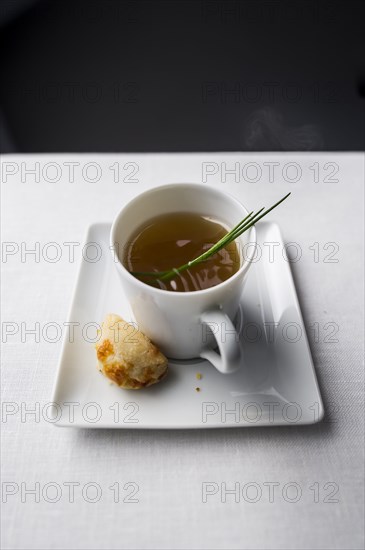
(1, 153, 364, 550)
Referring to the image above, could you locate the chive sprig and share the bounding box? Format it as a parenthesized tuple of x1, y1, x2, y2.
(131, 192, 291, 284)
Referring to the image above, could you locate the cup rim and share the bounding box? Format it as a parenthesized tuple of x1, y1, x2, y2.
(110, 183, 257, 297)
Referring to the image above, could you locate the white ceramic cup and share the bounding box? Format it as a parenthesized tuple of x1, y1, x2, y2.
(110, 183, 256, 374)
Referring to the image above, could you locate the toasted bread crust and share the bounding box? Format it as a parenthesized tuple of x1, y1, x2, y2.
(95, 314, 168, 389)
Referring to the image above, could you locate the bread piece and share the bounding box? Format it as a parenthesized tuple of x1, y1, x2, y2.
(96, 313, 168, 389)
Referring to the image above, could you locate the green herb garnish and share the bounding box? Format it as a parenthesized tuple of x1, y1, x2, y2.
(131, 192, 291, 284)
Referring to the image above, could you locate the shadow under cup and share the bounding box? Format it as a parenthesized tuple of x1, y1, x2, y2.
(110, 184, 256, 361)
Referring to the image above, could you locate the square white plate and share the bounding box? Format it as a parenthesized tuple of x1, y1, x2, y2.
(52, 222, 324, 428)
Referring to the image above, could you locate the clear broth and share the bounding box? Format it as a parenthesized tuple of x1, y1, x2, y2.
(123, 212, 240, 292)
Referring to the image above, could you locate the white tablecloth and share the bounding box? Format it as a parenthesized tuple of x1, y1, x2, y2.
(1, 153, 364, 550)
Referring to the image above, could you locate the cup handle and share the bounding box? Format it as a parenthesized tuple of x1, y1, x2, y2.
(199, 310, 241, 374)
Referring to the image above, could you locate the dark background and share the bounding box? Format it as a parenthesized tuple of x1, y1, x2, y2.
(1, 0, 364, 153)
